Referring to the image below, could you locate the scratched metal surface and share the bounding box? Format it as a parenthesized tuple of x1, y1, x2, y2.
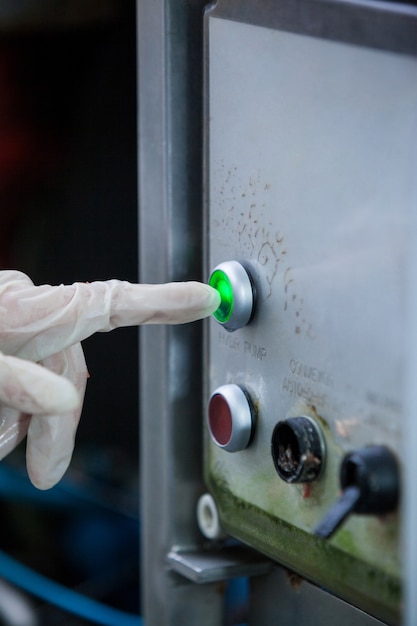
(205, 12, 417, 624)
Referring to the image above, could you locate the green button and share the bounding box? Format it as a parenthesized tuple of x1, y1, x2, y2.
(209, 269, 234, 323)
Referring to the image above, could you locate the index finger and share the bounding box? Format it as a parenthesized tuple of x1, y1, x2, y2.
(0, 271, 220, 362)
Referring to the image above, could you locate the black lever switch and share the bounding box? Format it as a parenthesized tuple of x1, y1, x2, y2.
(314, 446, 400, 540)
(314, 485, 361, 539)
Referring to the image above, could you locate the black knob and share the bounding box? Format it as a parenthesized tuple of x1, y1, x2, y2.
(271, 417, 325, 483)
(314, 446, 400, 539)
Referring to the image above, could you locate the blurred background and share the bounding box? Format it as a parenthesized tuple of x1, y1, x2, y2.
(0, 1, 140, 623)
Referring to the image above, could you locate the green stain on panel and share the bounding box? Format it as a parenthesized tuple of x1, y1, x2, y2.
(207, 475, 401, 626)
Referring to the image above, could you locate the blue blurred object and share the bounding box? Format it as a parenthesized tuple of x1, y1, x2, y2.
(0, 461, 138, 517)
(0, 549, 142, 626)
(60, 511, 139, 580)
(0, 461, 141, 622)
(225, 576, 249, 625)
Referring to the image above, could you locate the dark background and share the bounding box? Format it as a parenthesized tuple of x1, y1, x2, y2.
(0, 2, 140, 622)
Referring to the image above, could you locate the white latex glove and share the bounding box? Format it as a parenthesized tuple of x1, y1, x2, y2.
(0, 270, 220, 489)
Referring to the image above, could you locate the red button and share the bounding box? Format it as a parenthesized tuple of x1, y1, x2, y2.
(207, 384, 254, 452)
(208, 393, 233, 446)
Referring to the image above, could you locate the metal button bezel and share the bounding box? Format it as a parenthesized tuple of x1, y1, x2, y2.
(208, 384, 254, 452)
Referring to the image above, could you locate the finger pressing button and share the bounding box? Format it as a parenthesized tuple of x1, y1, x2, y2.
(209, 261, 255, 332)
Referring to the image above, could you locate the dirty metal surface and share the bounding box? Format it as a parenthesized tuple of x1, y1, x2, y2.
(204, 4, 417, 624)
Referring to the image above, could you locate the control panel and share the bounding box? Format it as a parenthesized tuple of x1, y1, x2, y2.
(203, 2, 417, 624)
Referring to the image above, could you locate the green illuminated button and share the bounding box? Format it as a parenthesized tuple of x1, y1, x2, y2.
(209, 270, 234, 323)
(208, 261, 254, 332)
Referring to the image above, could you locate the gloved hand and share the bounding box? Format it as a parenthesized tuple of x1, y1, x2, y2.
(0, 270, 220, 489)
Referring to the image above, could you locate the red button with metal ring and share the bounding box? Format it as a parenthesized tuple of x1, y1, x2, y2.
(208, 384, 254, 452)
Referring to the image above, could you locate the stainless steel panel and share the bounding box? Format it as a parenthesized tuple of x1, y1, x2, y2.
(204, 3, 417, 623)
(250, 565, 387, 626)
